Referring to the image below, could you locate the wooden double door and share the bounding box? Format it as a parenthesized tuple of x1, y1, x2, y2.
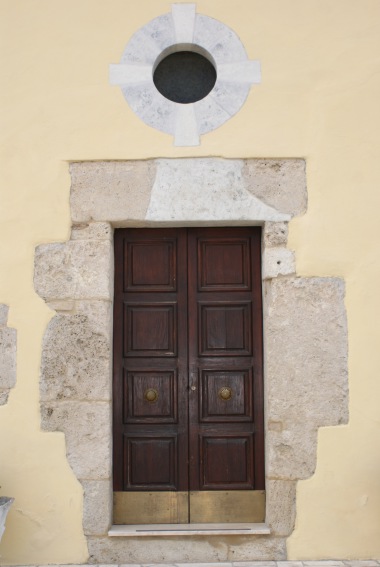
(113, 227, 264, 524)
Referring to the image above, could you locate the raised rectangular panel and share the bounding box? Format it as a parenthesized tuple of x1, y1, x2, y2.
(200, 434, 254, 489)
(113, 491, 189, 524)
(198, 302, 252, 356)
(125, 436, 177, 489)
(124, 239, 177, 291)
(124, 370, 177, 423)
(189, 490, 265, 523)
(198, 238, 251, 291)
(200, 369, 253, 422)
(124, 303, 177, 356)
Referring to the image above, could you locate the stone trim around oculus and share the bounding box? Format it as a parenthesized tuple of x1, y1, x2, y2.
(109, 4, 261, 146)
(0, 304, 17, 406)
(34, 158, 348, 563)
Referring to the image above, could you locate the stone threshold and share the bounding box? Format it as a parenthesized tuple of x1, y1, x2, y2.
(6, 560, 380, 567)
(109, 522, 271, 537)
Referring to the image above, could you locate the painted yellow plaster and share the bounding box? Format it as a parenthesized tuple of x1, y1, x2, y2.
(1, 0, 380, 562)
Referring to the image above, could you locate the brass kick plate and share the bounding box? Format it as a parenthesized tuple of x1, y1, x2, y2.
(114, 491, 188, 524)
(114, 490, 265, 524)
(189, 490, 265, 523)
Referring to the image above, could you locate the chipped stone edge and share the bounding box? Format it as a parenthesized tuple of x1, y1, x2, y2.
(0, 304, 17, 405)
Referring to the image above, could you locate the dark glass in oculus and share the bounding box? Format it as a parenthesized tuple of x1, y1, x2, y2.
(153, 51, 217, 104)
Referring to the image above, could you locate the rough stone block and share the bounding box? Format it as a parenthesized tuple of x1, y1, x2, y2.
(46, 300, 75, 312)
(34, 240, 112, 301)
(262, 248, 296, 279)
(266, 428, 319, 481)
(0, 304, 9, 325)
(81, 479, 112, 535)
(87, 535, 286, 564)
(70, 161, 156, 224)
(264, 277, 348, 479)
(71, 222, 113, 241)
(87, 537, 228, 564)
(265, 479, 297, 536)
(233, 563, 276, 567)
(304, 563, 347, 567)
(40, 401, 111, 480)
(40, 301, 111, 402)
(0, 326, 17, 389)
(0, 390, 9, 405)
(243, 159, 307, 217)
(227, 536, 287, 561)
(264, 221, 289, 247)
(146, 159, 289, 223)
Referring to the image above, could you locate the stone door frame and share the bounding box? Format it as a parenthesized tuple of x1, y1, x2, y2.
(34, 158, 348, 563)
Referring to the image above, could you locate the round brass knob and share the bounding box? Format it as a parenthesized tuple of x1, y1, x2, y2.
(144, 388, 159, 403)
(218, 386, 233, 401)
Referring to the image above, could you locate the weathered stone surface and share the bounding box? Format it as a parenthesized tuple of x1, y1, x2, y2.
(81, 479, 112, 536)
(266, 480, 297, 536)
(71, 222, 113, 241)
(0, 304, 9, 325)
(87, 536, 286, 564)
(304, 563, 348, 567)
(0, 325, 16, 390)
(41, 301, 111, 402)
(46, 299, 75, 312)
(264, 222, 289, 247)
(146, 159, 289, 223)
(40, 401, 111, 479)
(243, 159, 307, 217)
(262, 248, 296, 279)
(0, 390, 9, 405)
(10, 563, 380, 567)
(233, 563, 277, 567)
(70, 161, 156, 224)
(227, 536, 287, 561)
(264, 277, 348, 480)
(87, 536, 228, 563)
(34, 240, 112, 301)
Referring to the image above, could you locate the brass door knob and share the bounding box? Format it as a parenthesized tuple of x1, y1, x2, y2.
(144, 388, 159, 403)
(218, 386, 232, 401)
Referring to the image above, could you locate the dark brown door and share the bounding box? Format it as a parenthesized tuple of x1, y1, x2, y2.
(113, 227, 264, 524)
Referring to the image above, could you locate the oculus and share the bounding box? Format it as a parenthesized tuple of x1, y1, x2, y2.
(110, 3, 261, 146)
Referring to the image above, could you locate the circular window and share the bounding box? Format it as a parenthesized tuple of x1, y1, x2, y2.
(109, 5, 261, 145)
(153, 51, 217, 104)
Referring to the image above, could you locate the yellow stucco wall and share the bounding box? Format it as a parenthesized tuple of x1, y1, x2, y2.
(1, 0, 380, 562)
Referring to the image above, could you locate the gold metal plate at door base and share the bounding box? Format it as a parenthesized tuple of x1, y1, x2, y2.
(113, 491, 189, 524)
(114, 490, 265, 524)
(189, 490, 265, 523)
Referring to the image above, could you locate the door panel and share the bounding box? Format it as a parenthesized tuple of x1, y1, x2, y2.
(200, 434, 254, 488)
(124, 302, 178, 356)
(113, 227, 264, 524)
(125, 435, 178, 488)
(198, 302, 252, 355)
(124, 369, 177, 423)
(200, 368, 253, 422)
